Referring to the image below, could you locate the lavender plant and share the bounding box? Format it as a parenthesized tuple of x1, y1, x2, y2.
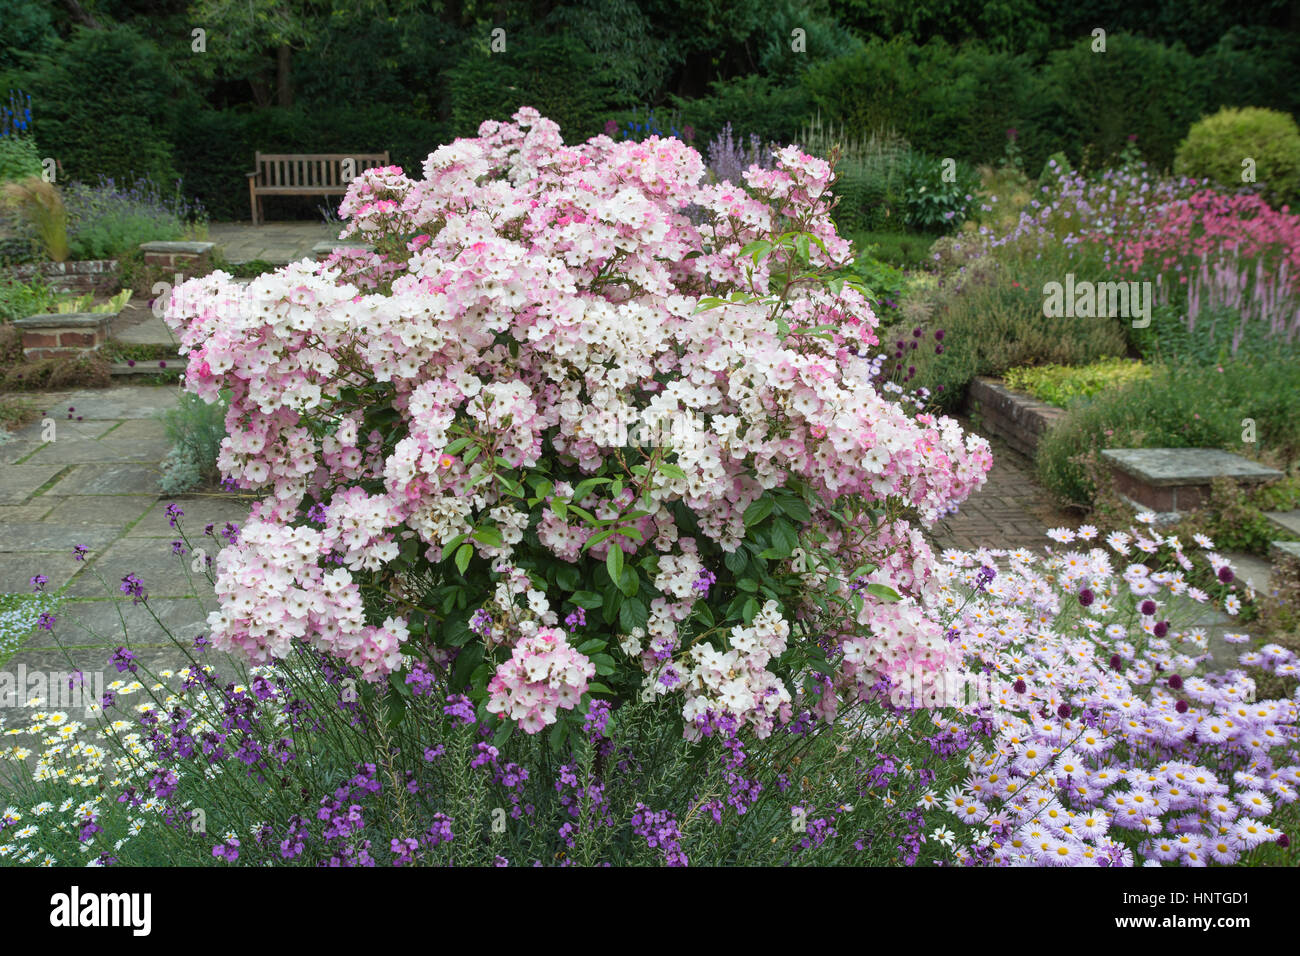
(64, 176, 208, 261)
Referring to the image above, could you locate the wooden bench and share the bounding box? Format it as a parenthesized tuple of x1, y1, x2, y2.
(246, 151, 390, 225)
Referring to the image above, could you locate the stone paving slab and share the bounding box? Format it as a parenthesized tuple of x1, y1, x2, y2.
(1271, 541, 1300, 563)
(0, 553, 80, 593)
(207, 221, 339, 265)
(17, 436, 172, 466)
(1224, 552, 1274, 597)
(64, 536, 215, 600)
(23, 597, 211, 650)
(0, 463, 67, 504)
(127, 497, 254, 538)
(104, 419, 170, 443)
(0, 503, 56, 523)
(44, 463, 161, 497)
(7, 418, 119, 442)
(110, 304, 180, 347)
(36, 495, 157, 527)
(19, 386, 181, 422)
(0, 524, 123, 553)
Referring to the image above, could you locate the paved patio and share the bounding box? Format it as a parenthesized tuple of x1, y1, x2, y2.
(206, 220, 340, 265)
(0, 385, 252, 680)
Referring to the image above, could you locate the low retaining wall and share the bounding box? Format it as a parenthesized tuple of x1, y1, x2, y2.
(6, 259, 118, 295)
(965, 377, 1065, 456)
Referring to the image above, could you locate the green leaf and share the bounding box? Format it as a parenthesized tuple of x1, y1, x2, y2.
(742, 598, 759, 624)
(618, 597, 648, 632)
(658, 461, 688, 481)
(743, 497, 774, 528)
(586, 682, 614, 695)
(444, 437, 472, 455)
(444, 615, 475, 646)
(454, 542, 473, 575)
(777, 496, 812, 523)
(440, 533, 468, 562)
(451, 642, 484, 692)
(471, 525, 503, 548)
(724, 547, 749, 574)
(606, 542, 624, 584)
(616, 565, 638, 597)
(570, 590, 604, 609)
(493, 719, 514, 748)
(383, 689, 406, 729)
(555, 565, 581, 591)
(549, 719, 569, 755)
(736, 577, 758, 593)
(551, 498, 568, 519)
(866, 582, 902, 603)
(577, 638, 607, 654)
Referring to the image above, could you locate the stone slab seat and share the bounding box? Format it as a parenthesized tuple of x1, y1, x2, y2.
(13, 312, 113, 360)
(138, 240, 215, 269)
(1101, 448, 1283, 516)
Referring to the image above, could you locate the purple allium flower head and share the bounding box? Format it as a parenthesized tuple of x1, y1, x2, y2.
(1153, 620, 1169, 638)
(1078, 588, 1094, 606)
(1217, 566, 1234, 583)
(1168, 674, 1183, 690)
(1140, 599, 1157, 616)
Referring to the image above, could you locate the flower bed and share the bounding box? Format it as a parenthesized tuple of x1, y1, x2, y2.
(3, 110, 1292, 869)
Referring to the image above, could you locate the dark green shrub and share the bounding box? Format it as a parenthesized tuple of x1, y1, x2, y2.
(448, 34, 627, 143)
(1175, 107, 1300, 210)
(25, 26, 179, 187)
(671, 74, 811, 147)
(1040, 34, 1202, 171)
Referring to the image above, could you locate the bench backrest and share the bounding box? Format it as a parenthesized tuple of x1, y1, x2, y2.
(252, 152, 391, 189)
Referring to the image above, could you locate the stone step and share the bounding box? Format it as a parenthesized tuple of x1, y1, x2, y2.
(1265, 510, 1300, 538)
(1223, 551, 1273, 596)
(1270, 540, 1300, 564)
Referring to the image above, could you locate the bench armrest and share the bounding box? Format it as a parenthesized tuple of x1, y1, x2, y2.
(246, 171, 259, 179)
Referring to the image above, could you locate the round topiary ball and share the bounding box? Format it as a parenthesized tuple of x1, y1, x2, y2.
(1174, 106, 1300, 211)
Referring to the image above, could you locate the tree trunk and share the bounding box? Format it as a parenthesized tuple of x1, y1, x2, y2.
(277, 44, 293, 109)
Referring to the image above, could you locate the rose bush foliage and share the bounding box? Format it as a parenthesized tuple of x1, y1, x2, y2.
(166, 108, 992, 744)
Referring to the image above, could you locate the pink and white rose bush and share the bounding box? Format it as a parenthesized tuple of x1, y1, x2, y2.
(165, 107, 992, 741)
